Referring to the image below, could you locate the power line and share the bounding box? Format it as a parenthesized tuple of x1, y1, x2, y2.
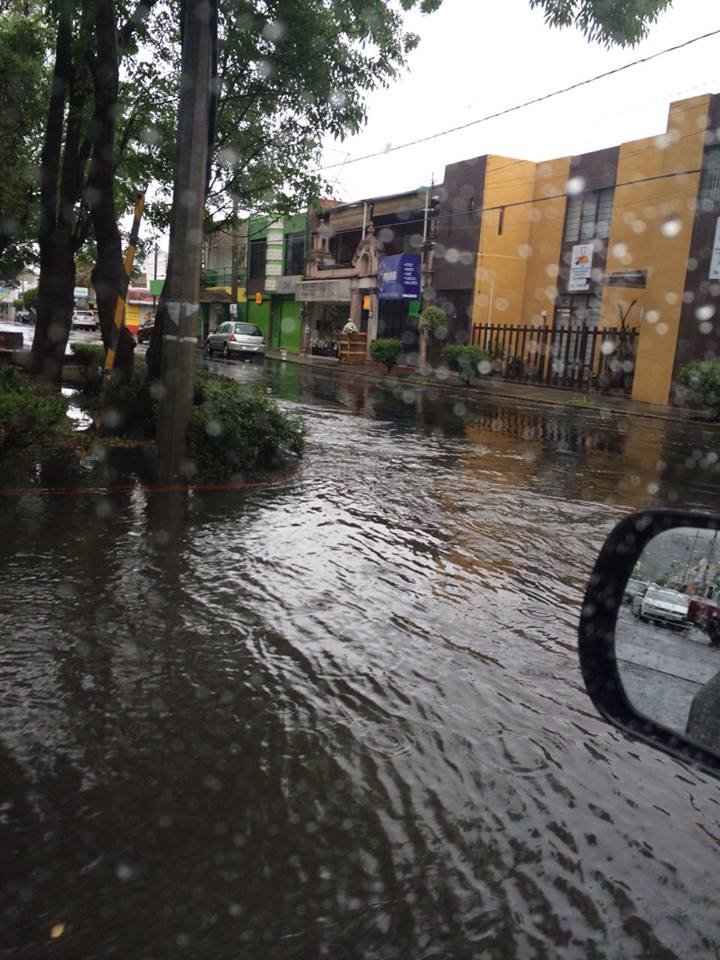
(318, 27, 720, 172)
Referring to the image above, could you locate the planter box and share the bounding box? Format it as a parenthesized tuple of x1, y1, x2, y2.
(338, 333, 367, 365)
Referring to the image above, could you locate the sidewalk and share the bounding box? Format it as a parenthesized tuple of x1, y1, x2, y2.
(265, 348, 714, 426)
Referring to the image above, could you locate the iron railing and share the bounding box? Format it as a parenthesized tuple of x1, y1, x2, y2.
(470, 322, 639, 393)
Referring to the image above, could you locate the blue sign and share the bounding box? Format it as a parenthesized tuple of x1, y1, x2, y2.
(378, 254, 421, 301)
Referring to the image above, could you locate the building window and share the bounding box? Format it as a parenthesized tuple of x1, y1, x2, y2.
(563, 187, 614, 243)
(284, 232, 306, 275)
(329, 229, 362, 266)
(249, 239, 266, 279)
(699, 146, 720, 213)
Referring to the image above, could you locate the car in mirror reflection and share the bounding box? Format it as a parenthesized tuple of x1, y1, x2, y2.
(631, 586, 690, 628)
(622, 577, 647, 604)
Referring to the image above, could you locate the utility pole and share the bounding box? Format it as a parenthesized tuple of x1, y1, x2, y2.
(155, 0, 216, 483)
(230, 195, 239, 319)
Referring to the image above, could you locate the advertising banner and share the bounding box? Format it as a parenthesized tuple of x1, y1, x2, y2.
(710, 217, 720, 280)
(378, 254, 422, 300)
(568, 243, 594, 292)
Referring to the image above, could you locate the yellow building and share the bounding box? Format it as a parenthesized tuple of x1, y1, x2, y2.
(468, 93, 720, 406)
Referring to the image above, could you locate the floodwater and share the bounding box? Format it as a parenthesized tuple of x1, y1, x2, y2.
(2, 359, 720, 959)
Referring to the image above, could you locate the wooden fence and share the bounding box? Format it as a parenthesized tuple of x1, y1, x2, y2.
(470, 322, 639, 393)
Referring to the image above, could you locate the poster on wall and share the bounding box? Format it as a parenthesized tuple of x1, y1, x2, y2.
(568, 243, 594, 292)
(710, 217, 720, 280)
(378, 254, 422, 300)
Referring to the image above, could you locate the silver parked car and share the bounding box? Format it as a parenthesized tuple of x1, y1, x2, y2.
(206, 321, 265, 359)
(632, 586, 690, 628)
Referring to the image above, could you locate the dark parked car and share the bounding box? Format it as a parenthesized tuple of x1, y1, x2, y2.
(16, 309, 34, 325)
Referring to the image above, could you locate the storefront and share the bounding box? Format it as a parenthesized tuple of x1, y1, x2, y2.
(296, 278, 352, 353)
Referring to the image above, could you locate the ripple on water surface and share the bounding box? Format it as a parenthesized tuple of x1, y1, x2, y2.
(1, 384, 720, 958)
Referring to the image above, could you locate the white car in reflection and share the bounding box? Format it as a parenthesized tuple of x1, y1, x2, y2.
(632, 587, 690, 628)
(206, 321, 265, 360)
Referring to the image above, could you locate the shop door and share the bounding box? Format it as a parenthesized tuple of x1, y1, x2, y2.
(275, 299, 302, 352)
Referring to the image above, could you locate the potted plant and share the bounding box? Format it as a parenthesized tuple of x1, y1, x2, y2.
(507, 356, 525, 379)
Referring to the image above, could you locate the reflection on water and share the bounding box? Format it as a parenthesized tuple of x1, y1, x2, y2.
(2, 360, 720, 958)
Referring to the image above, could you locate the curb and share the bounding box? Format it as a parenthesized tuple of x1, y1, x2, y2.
(265, 350, 716, 428)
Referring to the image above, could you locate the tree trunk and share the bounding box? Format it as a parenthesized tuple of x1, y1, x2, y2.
(154, 0, 217, 482)
(88, 0, 134, 387)
(29, 9, 73, 380)
(418, 329, 428, 373)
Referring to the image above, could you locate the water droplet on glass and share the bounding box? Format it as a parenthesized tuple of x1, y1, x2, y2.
(565, 176, 586, 196)
(695, 304, 715, 322)
(661, 216, 682, 238)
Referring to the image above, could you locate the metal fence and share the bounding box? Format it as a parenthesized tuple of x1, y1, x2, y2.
(470, 322, 639, 393)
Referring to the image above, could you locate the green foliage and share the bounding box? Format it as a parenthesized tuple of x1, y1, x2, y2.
(417, 305, 447, 335)
(73, 348, 148, 422)
(0, 12, 49, 276)
(20, 287, 38, 310)
(0, 363, 68, 461)
(70, 343, 106, 365)
(676, 361, 720, 415)
(528, 0, 672, 46)
(370, 338, 404, 373)
(441, 344, 493, 385)
(188, 374, 305, 480)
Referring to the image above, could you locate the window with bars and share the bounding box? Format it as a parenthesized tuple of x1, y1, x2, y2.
(249, 239, 267, 279)
(284, 233, 306, 275)
(563, 188, 614, 242)
(699, 147, 720, 213)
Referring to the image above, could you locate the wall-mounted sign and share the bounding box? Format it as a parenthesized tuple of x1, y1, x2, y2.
(606, 269, 647, 288)
(295, 278, 352, 303)
(378, 254, 422, 301)
(568, 243, 594, 292)
(710, 217, 720, 280)
(275, 275, 301, 295)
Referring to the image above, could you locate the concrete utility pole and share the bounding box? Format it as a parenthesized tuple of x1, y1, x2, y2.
(230, 195, 239, 317)
(155, 0, 215, 483)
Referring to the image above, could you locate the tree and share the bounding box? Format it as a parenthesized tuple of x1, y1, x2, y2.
(28, 0, 162, 384)
(0, 12, 50, 278)
(417, 305, 447, 372)
(530, 0, 672, 46)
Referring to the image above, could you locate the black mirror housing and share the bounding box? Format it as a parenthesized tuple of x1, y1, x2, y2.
(579, 509, 720, 779)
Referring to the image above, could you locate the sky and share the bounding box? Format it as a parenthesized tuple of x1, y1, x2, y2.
(319, 0, 720, 202)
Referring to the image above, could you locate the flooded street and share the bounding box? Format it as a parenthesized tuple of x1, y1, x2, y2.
(2, 359, 720, 959)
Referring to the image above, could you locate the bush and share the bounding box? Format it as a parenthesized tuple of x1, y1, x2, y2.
(71, 342, 106, 366)
(72, 346, 151, 435)
(0, 364, 68, 461)
(188, 374, 305, 480)
(369, 338, 404, 373)
(676, 361, 720, 416)
(441, 344, 493, 385)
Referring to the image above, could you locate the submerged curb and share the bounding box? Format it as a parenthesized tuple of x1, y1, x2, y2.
(262, 349, 716, 428)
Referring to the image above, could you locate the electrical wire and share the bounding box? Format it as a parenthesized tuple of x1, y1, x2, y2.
(318, 27, 720, 172)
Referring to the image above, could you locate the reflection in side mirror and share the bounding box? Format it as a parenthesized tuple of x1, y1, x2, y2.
(578, 511, 720, 780)
(615, 528, 720, 751)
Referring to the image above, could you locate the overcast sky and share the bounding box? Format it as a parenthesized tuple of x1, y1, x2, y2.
(319, 0, 720, 202)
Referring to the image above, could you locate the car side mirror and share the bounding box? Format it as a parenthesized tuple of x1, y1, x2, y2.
(579, 509, 720, 779)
